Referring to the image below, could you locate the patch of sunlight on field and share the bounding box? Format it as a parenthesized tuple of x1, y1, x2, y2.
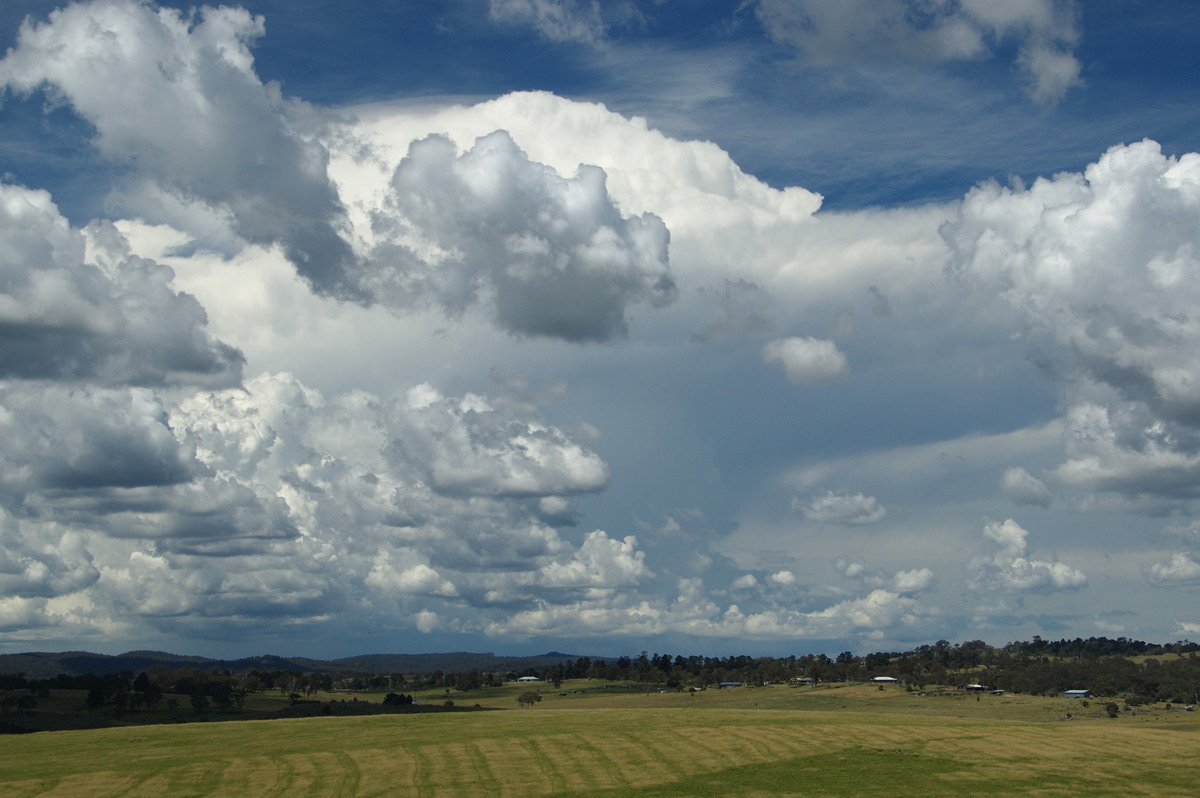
(3, 707, 1200, 796)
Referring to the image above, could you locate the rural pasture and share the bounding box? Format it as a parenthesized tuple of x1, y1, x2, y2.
(2, 682, 1198, 796)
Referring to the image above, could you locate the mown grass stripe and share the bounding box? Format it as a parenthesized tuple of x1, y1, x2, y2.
(558, 730, 631, 792)
(332, 750, 362, 797)
(518, 734, 568, 792)
(410, 741, 434, 798)
(615, 730, 694, 785)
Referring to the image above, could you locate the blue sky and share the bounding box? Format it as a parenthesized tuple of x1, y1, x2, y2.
(1, 0, 1199, 660)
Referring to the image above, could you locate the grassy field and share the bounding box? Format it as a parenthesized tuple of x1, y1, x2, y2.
(2, 682, 1198, 796)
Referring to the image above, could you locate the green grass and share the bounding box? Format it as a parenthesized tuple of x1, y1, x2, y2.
(3, 683, 1198, 796)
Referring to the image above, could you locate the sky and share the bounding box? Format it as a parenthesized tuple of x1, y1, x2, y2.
(0, 0, 1199, 661)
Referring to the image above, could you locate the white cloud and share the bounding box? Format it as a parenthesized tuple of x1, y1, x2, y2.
(489, 0, 608, 45)
(947, 140, 1200, 501)
(1000, 467, 1053, 508)
(767, 570, 796, 586)
(891, 568, 934, 594)
(762, 337, 848, 384)
(538, 530, 652, 590)
(731, 574, 759, 590)
(366, 130, 676, 341)
(0, 185, 241, 386)
(397, 381, 610, 497)
(968, 519, 1086, 594)
(1017, 41, 1083, 105)
(1176, 621, 1200, 638)
(753, 0, 1081, 103)
(836, 557, 933, 595)
(0, 0, 355, 296)
(484, 581, 938, 642)
(1, 4, 678, 344)
(799, 490, 885, 524)
(1146, 553, 1200, 587)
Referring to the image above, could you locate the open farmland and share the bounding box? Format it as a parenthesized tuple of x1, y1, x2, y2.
(2, 682, 1198, 796)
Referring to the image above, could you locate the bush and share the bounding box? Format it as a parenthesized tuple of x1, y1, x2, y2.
(1105, 702, 1119, 718)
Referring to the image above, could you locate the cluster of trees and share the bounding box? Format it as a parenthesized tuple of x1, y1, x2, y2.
(382, 692, 415, 706)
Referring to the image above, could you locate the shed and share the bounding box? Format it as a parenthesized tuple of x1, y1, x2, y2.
(516, 676, 541, 682)
(870, 676, 899, 683)
(1064, 689, 1091, 699)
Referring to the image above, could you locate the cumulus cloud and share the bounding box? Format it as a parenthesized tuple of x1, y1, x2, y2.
(0, 0, 357, 297)
(762, 337, 848, 384)
(367, 130, 675, 341)
(397, 382, 610, 497)
(538, 530, 652, 590)
(968, 519, 1086, 594)
(948, 140, 1200, 501)
(1146, 553, 1200, 588)
(1146, 521, 1200, 587)
(1177, 621, 1200, 637)
(0, 184, 242, 386)
(753, 0, 1082, 103)
(0, 509, 98, 599)
(0, 385, 197, 497)
(798, 490, 885, 524)
(836, 557, 933, 594)
(484, 579, 937, 641)
(767, 569, 796, 586)
(731, 573, 759, 590)
(0, 365, 634, 640)
(2, 4, 675, 345)
(1000, 467, 1053, 508)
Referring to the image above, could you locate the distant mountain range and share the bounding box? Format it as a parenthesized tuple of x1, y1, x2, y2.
(0, 650, 584, 680)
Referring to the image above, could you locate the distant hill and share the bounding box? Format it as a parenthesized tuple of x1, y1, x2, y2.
(0, 650, 586, 680)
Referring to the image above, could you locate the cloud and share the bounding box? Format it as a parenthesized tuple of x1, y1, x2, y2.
(0, 385, 197, 497)
(798, 490, 885, 524)
(835, 557, 933, 594)
(731, 573, 759, 590)
(1177, 621, 1200, 638)
(484, 579, 937, 642)
(538, 530, 652, 590)
(0, 0, 357, 297)
(753, 0, 1082, 103)
(0, 364, 634, 641)
(0, 508, 98, 599)
(489, 0, 608, 45)
(767, 569, 796, 586)
(397, 381, 610, 497)
(1146, 553, 1200, 588)
(366, 130, 676, 341)
(0, 184, 242, 386)
(968, 519, 1086, 594)
(1000, 467, 1053, 508)
(762, 337, 848, 384)
(1146, 520, 1200, 587)
(691, 279, 774, 343)
(947, 140, 1200, 501)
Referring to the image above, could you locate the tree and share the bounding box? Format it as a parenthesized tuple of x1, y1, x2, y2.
(189, 691, 209, 716)
(16, 694, 37, 717)
(133, 672, 151, 693)
(517, 692, 542, 708)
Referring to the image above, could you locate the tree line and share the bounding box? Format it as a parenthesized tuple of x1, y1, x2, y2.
(3, 635, 1198, 717)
